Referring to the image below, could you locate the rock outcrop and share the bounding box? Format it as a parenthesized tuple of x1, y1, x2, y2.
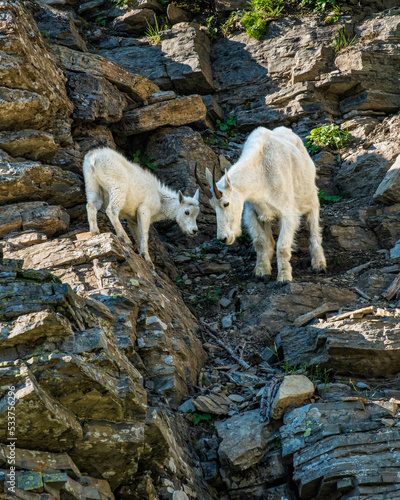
(0, 0, 400, 498)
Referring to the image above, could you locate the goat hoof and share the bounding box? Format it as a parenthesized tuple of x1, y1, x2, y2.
(256, 275, 271, 284)
(276, 279, 290, 288)
(313, 267, 327, 275)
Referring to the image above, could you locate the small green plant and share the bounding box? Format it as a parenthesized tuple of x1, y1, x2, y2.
(174, 275, 186, 286)
(290, 0, 341, 12)
(333, 28, 357, 52)
(205, 288, 221, 305)
(206, 16, 218, 39)
(192, 412, 212, 425)
(146, 17, 161, 45)
(318, 190, 341, 205)
(306, 124, 353, 150)
(132, 149, 157, 171)
(96, 17, 107, 26)
(305, 141, 320, 155)
(273, 435, 282, 450)
(216, 115, 237, 134)
(110, 0, 129, 6)
(240, 0, 284, 40)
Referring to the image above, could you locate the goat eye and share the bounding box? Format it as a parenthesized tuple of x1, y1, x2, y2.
(185, 210, 190, 216)
(223, 202, 230, 208)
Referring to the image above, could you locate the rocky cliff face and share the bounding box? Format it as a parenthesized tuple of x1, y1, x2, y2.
(1, 0, 400, 499)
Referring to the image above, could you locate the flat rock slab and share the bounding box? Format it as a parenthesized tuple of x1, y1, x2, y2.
(0, 202, 69, 239)
(114, 94, 207, 135)
(0, 130, 60, 161)
(0, 1, 72, 143)
(53, 45, 159, 102)
(280, 400, 400, 499)
(216, 410, 272, 471)
(271, 375, 314, 419)
(193, 391, 231, 415)
(67, 72, 128, 122)
(0, 154, 84, 208)
(161, 23, 214, 94)
(374, 153, 400, 204)
(0, 376, 83, 452)
(33, 3, 88, 51)
(279, 308, 400, 377)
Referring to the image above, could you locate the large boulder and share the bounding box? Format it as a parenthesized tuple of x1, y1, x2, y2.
(0, 1, 73, 144)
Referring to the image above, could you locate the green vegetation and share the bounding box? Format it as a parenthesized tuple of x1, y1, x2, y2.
(318, 190, 341, 205)
(110, 0, 128, 5)
(206, 16, 218, 39)
(332, 28, 357, 51)
(145, 17, 162, 45)
(290, 0, 341, 12)
(306, 124, 354, 150)
(131, 149, 157, 171)
(241, 0, 284, 40)
(216, 115, 237, 136)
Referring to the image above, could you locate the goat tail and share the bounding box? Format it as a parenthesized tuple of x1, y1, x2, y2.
(82, 151, 97, 177)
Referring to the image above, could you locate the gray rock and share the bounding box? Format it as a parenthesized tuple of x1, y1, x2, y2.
(161, 23, 214, 94)
(271, 375, 314, 419)
(374, 153, 400, 204)
(34, 4, 88, 51)
(216, 410, 272, 471)
(221, 315, 232, 329)
(167, 4, 190, 25)
(279, 310, 400, 377)
(67, 72, 127, 122)
(280, 400, 400, 498)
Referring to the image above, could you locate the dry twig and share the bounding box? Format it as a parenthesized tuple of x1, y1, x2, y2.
(353, 287, 372, 301)
(202, 323, 251, 370)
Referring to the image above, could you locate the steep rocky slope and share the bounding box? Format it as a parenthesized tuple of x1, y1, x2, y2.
(0, 0, 400, 499)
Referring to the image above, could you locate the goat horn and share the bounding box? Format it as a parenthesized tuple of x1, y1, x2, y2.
(213, 165, 222, 200)
(194, 163, 212, 199)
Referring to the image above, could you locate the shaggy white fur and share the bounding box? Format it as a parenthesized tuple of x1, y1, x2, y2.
(83, 147, 200, 266)
(204, 126, 326, 284)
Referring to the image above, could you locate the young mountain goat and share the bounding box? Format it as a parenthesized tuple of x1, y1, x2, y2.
(197, 126, 326, 284)
(83, 147, 200, 265)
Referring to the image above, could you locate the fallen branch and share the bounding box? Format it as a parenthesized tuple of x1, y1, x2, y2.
(327, 305, 374, 322)
(353, 287, 372, 301)
(239, 341, 247, 360)
(294, 302, 339, 328)
(260, 374, 283, 423)
(202, 323, 251, 370)
(382, 272, 400, 301)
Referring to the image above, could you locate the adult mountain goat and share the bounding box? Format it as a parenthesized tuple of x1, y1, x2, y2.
(197, 126, 326, 284)
(83, 147, 200, 265)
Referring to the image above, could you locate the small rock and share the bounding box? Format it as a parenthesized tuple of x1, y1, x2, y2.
(230, 372, 264, 388)
(167, 3, 190, 25)
(219, 297, 232, 308)
(356, 382, 370, 390)
(221, 315, 232, 329)
(178, 399, 196, 413)
(271, 375, 315, 419)
(173, 491, 189, 500)
(228, 394, 245, 403)
(381, 418, 396, 427)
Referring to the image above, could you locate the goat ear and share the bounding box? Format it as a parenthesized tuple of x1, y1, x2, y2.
(205, 168, 213, 188)
(225, 169, 232, 189)
(178, 190, 185, 204)
(193, 188, 200, 201)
